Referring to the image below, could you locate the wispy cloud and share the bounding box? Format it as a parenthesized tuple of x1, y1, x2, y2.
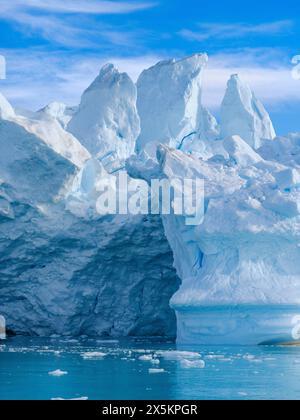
(0, 48, 163, 110)
(0, 0, 156, 16)
(0, 0, 156, 47)
(1, 47, 299, 116)
(202, 49, 299, 110)
(179, 20, 294, 42)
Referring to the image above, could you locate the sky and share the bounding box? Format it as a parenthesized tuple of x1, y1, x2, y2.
(0, 0, 300, 134)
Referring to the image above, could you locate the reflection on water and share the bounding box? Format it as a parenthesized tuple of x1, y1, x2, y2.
(0, 337, 300, 400)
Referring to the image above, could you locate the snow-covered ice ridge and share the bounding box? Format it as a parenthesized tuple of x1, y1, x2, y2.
(1, 53, 299, 345)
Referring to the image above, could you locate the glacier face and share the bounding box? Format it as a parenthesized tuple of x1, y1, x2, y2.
(1, 53, 299, 345)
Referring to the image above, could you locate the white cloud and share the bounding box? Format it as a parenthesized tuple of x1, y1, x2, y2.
(0, 0, 155, 16)
(179, 20, 294, 42)
(202, 50, 299, 110)
(0, 47, 299, 117)
(0, 0, 156, 47)
(0, 49, 162, 110)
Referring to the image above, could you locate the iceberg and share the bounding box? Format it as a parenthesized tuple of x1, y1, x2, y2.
(1, 53, 300, 347)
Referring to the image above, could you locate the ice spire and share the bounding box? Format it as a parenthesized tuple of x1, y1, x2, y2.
(68, 64, 140, 161)
(220, 74, 276, 149)
(136, 54, 208, 157)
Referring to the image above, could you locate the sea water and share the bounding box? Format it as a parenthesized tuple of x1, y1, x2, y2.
(0, 337, 300, 400)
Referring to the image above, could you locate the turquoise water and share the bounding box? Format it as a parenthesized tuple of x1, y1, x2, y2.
(1, 337, 300, 400)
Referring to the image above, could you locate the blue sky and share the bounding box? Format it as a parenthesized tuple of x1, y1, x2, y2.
(0, 0, 299, 134)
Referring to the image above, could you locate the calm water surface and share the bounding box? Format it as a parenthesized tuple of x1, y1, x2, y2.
(0, 337, 300, 400)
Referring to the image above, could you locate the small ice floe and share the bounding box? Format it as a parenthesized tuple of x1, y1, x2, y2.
(138, 354, 160, 364)
(97, 340, 119, 344)
(139, 355, 154, 362)
(148, 368, 165, 374)
(243, 355, 255, 360)
(139, 354, 153, 361)
(81, 352, 106, 360)
(238, 392, 248, 398)
(51, 397, 88, 401)
(180, 359, 205, 369)
(48, 369, 68, 377)
(158, 351, 201, 361)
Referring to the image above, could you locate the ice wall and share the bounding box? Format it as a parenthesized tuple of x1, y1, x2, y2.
(144, 142, 300, 345)
(0, 92, 179, 338)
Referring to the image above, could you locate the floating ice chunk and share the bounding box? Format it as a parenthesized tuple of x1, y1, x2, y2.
(148, 368, 165, 374)
(51, 397, 88, 400)
(48, 369, 68, 377)
(243, 355, 255, 360)
(180, 359, 205, 369)
(238, 392, 248, 397)
(81, 352, 107, 360)
(96, 340, 119, 344)
(139, 355, 154, 362)
(158, 351, 201, 360)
